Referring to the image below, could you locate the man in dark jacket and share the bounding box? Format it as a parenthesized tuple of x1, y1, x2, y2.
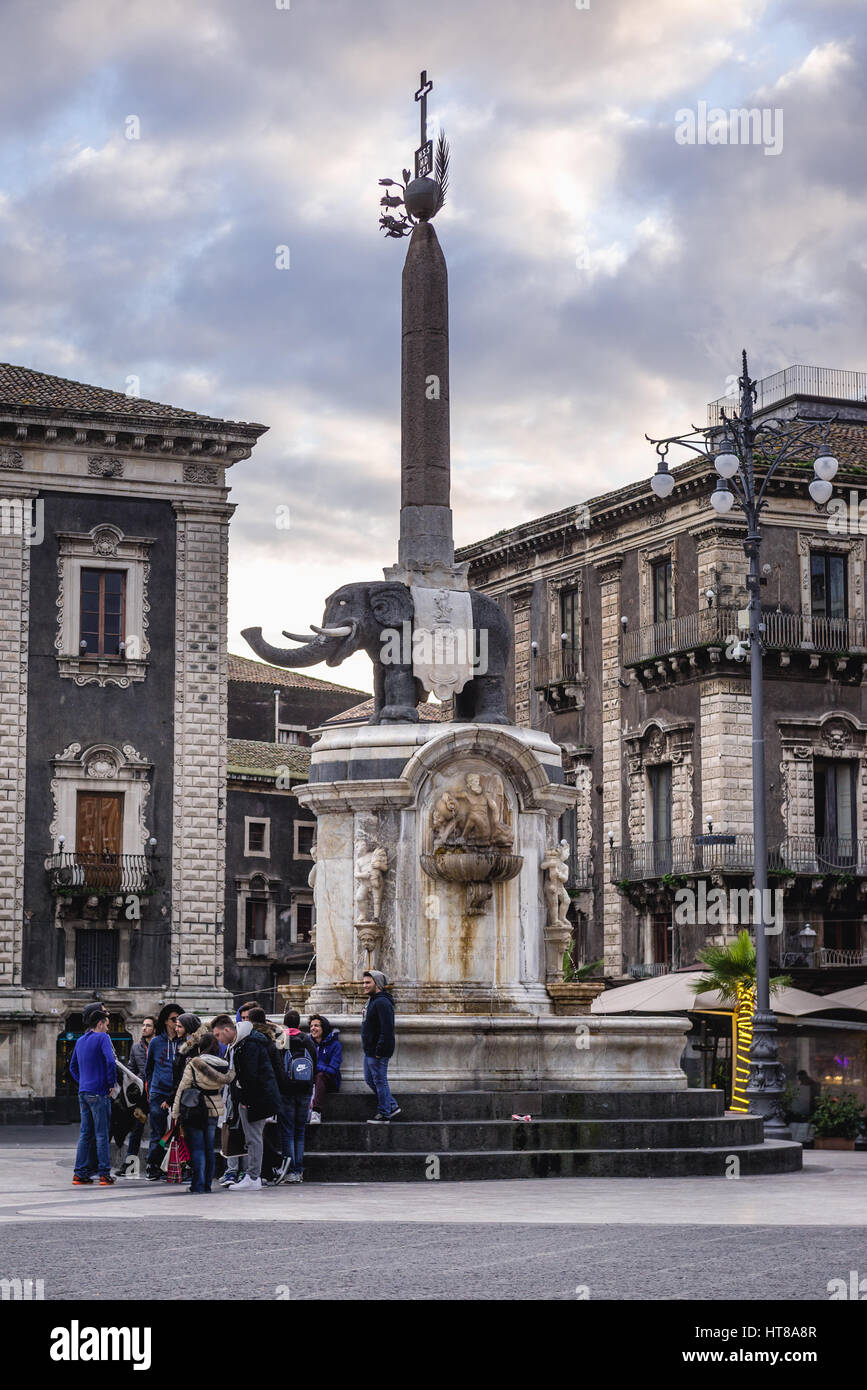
(70, 1007, 118, 1186)
(144, 1003, 182, 1179)
(211, 1016, 281, 1192)
(121, 1016, 154, 1173)
(361, 970, 399, 1123)
(274, 1009, 317, 1184)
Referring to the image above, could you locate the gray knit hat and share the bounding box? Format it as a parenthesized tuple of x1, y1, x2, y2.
(363, 970, 388, 991)
(177, 1013, 202, 1035)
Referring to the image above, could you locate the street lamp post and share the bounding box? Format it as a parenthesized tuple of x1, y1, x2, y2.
(647, 351, 838, 1137)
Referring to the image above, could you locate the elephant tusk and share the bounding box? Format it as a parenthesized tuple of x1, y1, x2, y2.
(282, 630, 325, 644)
(311, 622, 354, 638)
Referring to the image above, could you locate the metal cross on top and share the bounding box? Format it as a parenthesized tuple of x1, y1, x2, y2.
(414, 70, 434, 179)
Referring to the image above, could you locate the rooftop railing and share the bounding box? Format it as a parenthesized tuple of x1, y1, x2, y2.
(708, 365, 867, 426)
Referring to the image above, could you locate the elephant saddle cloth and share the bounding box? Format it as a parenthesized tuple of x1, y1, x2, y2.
(409, 585, 475, 701)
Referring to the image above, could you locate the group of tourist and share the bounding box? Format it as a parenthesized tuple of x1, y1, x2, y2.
(68, 969, 398, 1191)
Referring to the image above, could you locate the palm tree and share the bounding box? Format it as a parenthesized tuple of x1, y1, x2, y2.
(690, 931, 792, 1114)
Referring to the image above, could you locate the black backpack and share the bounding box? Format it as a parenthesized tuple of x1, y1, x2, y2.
(179, 1069, 209, 1126)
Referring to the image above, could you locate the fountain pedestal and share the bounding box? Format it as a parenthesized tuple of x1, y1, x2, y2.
(296, 720, 689, 1090)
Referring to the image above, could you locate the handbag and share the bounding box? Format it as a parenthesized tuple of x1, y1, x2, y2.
(166, 1139, 184, 1184)
(220, 1121, 247, 1158)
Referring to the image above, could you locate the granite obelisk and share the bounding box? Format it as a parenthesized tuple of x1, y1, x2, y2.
(397, 219, 456, 578)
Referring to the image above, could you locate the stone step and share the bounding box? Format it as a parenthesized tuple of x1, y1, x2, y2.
(319, 1088, 725, 1122)
(304, 1115, 764, 1152)
(302, 1140, 803, 1182)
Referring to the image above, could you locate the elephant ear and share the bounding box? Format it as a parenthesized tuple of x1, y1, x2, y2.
(371, 583, 414, 629)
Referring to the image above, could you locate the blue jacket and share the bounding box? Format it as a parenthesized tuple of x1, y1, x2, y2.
(316, 1030, 342, 1089)
(361, 992, 395, 1059)
(70, 1029, 116, 1095)
(145, 1033, 179, 1100)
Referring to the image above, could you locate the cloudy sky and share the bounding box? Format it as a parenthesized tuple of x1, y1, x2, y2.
(1, 0, 865, 691)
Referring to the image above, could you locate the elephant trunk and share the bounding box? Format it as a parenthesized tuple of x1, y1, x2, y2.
(241, 626, 338, 668)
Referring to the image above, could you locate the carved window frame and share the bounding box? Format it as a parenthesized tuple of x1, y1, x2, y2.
(624, 720, 694, 844)
(48, 742, 153, 857)
(797, 533, 864, 623)
(546, 573, 584, 669)
(779, 714, 867, 844)
(234, 872, 281, 960)
(639, 540, 678, 631)
(56, 525, 154, 687)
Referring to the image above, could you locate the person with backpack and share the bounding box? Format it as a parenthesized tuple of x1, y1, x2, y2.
(308, 1014, 342, 1123)
(210, 1015, 282, 1192)
(277, 1009, 317, 1183)
(361, 970, 400, 1122)
(69, 1007, 119, 1187)
(171, 1028, 234, 1194)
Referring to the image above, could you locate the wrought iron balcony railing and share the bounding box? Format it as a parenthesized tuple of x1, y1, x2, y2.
(532, 646, 582, 689)
(708, 365, 867, 427)
(569, 855, 593, 891)
(815, 948, 867, 967)
(46, 852, 159, 897)
(624, 607, 867, 667)
(611, 836, 867, 883)
(627, 963, 671, 979)
(775, 837, 866, 875)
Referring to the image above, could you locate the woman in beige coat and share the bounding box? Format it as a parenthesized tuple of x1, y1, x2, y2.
(172, 1028, 234, 1194)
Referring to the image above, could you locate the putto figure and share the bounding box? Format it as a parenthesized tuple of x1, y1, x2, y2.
(541, 839, 571, 930)
(432, 772, 513, 850)
(354, 837, 389, 923)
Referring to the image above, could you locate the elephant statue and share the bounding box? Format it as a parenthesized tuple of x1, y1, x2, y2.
(242, 580, 511, 724)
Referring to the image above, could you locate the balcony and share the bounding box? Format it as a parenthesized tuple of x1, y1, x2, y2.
(815, 948, 867, 967)
(611, 836, 867, 884)
(569, 855, 593, 892)
(533, 647, 586, 709)
(707, 365, 867, 427)
(624, 606, 867, 671)
(46, 852, 159, 898)
(627, 963, 671, 979)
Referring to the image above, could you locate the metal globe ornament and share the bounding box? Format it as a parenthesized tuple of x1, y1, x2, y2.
(404, 177, 440, 220)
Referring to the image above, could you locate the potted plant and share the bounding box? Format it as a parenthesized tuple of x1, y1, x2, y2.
(547, 954, 605, 1015)
(810, 1092, 866, 1150)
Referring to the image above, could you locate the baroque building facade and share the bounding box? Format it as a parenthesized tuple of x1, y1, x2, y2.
(0, 364, 265, 1110)
(457, 368, 867, 989)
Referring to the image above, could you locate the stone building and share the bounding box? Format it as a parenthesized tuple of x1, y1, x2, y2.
(457, 366, 867, 988)
(224, 656, 369, 1012)
(0, 363, 266, 1111)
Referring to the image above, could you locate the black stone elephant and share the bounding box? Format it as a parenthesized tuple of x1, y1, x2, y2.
(242, 580, 510, 724)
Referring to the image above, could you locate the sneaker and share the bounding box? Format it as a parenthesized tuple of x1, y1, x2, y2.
(389, 1105, 401, 1118)
(367, 1113, 390, 1123)
(276, 1157, 292, 1183)
(72, 1175, 93, 1186)
(230, 1175, 262, 1192)
(308, 1111, 322, 1125)
(146, 1170, 163, 1182)
(98, 1175, 116, 1186)
(286, 1171, 303, 1183)
(218, 1170, 240, 1186)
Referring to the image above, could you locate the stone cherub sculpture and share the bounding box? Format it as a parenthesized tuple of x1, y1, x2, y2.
(354, 836, 389, 923)
(432, 771, 513, 850)
(542, 839, 571, 930)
